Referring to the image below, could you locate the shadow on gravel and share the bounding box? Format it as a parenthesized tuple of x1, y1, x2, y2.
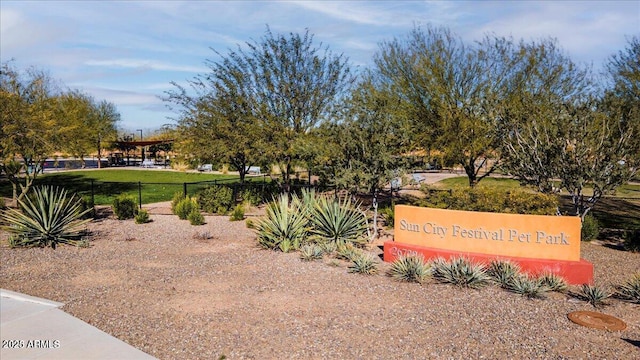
(621, 338, 640, 349)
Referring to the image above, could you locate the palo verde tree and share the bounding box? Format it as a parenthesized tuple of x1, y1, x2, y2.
(1, 62, 62, 200)
(227, 27, 352, 188)
(56, 91, 119, 169)
(499, 38, 594, 194)
(167, 27, 352, 186)
(324, 74, 412, 239)
(374, 25, 517, 187)
(501, 37, 639, 219)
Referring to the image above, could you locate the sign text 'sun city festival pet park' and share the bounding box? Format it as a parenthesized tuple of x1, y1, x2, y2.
(384, 205, 593, 284)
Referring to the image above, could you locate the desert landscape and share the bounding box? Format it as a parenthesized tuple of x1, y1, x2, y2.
(1, 205, 639, 359)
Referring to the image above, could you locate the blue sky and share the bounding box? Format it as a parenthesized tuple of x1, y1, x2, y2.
(2, 1, 638, 134)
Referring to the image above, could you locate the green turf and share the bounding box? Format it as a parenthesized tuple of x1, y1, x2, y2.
(0, 169, 269, 206)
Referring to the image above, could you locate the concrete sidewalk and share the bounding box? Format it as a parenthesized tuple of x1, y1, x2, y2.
(1, 289, 156, 360)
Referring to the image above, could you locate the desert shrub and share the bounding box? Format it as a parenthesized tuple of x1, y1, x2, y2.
(310, 195, 367, 245)
(175, 197, 198, 220)
(348, 253, 378, 275)
(507, 275, 549, 299)
(488, 260, 521, 288)
(229, 204, 245, 221)
(379, 205, 394, 228)
(245, 218, 255, 229)
(188, 209, 205, 225)
(238, 187, 263, 206)
(319, 240, 337, 254)
(430, 257, 491, 289)
(417, 187, 557, 215)
(575, 284, 611, 308)
(77, 195, 95, 219)
(623, 229, 640, 252)
(538, 272, 568, 292)
(581, 214, 600, 241)
(198, 186, 234, 215)
(299, 244, 324, 261)
(255, 193, 308, 252)
(171, 192, 184, 213)
(1, 186, 92, 248)
(388, 255, 430, 283)
(615, 273, 640, 303)
(135, 209, 151, 224)
(112, 194, 137, 220)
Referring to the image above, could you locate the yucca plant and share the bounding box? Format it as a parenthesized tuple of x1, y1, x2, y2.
(318, 240, 337, 254)
(1, 186, 92, 249)
(507, 275, 550, 299)
(348, 253, 378, 275)
(299, 244, 324, 261)
(538, 272, 568, 293)
(431, 257, 491, 289)
(388, 255, 430, 283)
(310, 195, 368, 245)
(255, 193, 309, 252)
(488, 260, 521, 288)
(576, 284, 611, 308)
(615, 273, 640, 303)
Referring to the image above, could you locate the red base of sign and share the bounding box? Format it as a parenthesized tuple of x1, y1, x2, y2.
(383, 241, 594, 285)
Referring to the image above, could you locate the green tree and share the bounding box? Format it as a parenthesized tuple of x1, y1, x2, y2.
(323, 76, 411, 239)
(374, 25, 516, 187)
(1, 62, 61, 200)
(500, 38, 594, 193)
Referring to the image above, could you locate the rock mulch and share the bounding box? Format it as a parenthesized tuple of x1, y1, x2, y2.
(1, 209, 638, 359)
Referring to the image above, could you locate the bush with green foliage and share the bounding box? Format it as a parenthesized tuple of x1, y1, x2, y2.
(1, 186, 92, 248)
(310, 195, 368, 244)
(379, 206, 394, 228)
(238, 187, 263, 206)
(135, 209, 151, 224)
(198, 185, 233, 215)
(175, 197, 198, 220)
(388, 255, 430, 283)
(623, 229, 640, 252)
(580, 214, 600, 241)
(188, 209, 205, 225)
(255, 193, 308, 252)
(78, 196, 95, 219)
(112, 195, 137, 220)
(171, 192, 185, 213)
(230, 204, 245, 221)
(417, 187, 558, 215)
(575, 284, 611, 308)
(348, 253, 378, 275)
(430, 257, 491, 289)
(335, 242, 362, 261)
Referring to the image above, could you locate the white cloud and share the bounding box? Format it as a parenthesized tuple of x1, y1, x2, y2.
(84, 59, 207, 73)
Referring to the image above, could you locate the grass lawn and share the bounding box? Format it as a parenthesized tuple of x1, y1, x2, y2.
(0, 169, 269, 206)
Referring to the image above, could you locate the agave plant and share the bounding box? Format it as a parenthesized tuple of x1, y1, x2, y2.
(310, 195, 368, 245)
(1, 186, 92, 248)
(254, 193, 309, 252)
(388, 255, 430, 283)
(615, 273, 640, 303)
(507, 275, 550, 299)
(488, 260, 521, 288)
(538, 272, 568, 293)
(299, 244, 324, 261)
(576, 284, 611, 308)
(348, 253, 378, 275)
(431, 257, 491, 289)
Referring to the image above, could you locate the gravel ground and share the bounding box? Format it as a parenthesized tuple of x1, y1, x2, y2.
(1, 205, 639, 360)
